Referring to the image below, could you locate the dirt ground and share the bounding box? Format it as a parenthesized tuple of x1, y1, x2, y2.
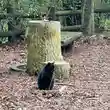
(0, 39, 110, 110)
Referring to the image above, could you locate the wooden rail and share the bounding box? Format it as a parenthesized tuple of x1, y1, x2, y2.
(0, 7, 110, 19)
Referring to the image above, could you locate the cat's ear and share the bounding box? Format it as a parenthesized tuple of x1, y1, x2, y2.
(47, 62, 52, 66)
(47, 61, 54, 65)
(52, 61, 55, 65)
(47, 62, 51, 64)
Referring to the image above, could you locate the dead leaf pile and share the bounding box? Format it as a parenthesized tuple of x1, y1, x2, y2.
(0, 39, 110, 110)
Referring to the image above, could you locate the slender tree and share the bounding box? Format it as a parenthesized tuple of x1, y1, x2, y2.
(82, 0, 95, 35)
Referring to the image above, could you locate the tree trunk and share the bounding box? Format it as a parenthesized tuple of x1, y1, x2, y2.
(7, 3, 14, 42)
(82, 0, 94, 35)
(26, 20, 70, 79)
(48, 6, 56, 20)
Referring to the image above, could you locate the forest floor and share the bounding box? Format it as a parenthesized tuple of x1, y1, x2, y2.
(0, 37, 110, 110)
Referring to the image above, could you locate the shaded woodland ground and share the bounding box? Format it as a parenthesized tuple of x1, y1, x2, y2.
(0, 36, 110, 110)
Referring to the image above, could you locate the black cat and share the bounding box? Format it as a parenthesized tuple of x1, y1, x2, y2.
(37, 62, 55, 90)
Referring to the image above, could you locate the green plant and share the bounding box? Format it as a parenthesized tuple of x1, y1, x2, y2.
(95, 12, 110, 31)
(104, 19, 110, 29)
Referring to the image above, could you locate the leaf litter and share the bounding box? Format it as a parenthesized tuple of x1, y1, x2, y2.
(0, 37, 110, 110)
